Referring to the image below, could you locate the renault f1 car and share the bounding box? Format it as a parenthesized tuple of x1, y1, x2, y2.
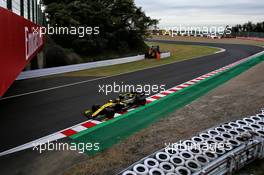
(84, 92, 146, 120)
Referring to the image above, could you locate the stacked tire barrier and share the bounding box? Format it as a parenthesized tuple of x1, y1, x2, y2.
(119, 109, 264, 175)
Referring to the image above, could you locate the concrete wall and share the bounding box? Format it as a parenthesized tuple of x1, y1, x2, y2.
(17, 52, 171, 80)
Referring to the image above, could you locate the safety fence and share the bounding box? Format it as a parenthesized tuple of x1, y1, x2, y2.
(235, 32, 264, 38)
(119, 109, 264, 175)
(17, 52, 171, 80)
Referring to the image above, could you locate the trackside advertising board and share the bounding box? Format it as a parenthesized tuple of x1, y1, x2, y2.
(0, 7, 44, 97)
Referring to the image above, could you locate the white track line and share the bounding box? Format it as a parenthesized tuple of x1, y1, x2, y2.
(146, 97, 157, 102)
(214, 48, 226, 54)
(0, 119, 100, 157)
(71, 125, 87, 132)
(0, 132, 65, 157)
(171, 87, 183, 91)
(161, 90, 175, 94)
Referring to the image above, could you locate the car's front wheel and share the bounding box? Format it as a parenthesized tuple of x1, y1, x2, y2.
(84, 109, 93, 118)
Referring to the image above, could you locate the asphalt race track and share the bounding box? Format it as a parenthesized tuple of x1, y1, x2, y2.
(0, 40, 263, 153)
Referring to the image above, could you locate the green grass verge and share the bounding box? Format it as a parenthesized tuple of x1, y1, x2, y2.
(63, 42, 219, 77)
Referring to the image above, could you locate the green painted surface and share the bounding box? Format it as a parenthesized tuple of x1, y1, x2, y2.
(70, 53, 264, 155)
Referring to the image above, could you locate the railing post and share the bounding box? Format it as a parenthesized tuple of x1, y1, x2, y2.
(7, 0, 12, 10)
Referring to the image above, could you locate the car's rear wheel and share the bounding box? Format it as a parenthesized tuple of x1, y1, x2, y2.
(105, 107, 115, 118)
(136, 97, 146, 106)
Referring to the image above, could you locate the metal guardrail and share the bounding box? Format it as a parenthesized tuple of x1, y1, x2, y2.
(119, 109, 264, 175)
(17, 52, 171, 80)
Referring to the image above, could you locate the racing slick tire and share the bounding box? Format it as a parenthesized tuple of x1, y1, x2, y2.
(105, 107, 115, 119)
(136, 97, 146, 106)
(83, 110, 93, 118)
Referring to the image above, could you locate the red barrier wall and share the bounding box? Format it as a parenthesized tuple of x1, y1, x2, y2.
(0, 7, 44, 97)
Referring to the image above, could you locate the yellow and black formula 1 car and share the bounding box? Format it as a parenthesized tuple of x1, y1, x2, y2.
(84, 92, 146, 120)
(118, 91, 146, 108)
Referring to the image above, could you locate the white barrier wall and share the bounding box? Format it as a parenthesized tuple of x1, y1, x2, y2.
(17, 52, 171, 80)
(160, 52, 171, 59)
